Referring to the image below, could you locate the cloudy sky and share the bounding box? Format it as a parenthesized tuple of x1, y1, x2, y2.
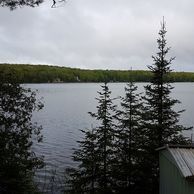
(0, 0, 194, 71)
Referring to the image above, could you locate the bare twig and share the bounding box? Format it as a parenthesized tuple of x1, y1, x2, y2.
(52, 0, 67, 8)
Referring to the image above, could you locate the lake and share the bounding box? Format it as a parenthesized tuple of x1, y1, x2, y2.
(28, 83, 194, 193)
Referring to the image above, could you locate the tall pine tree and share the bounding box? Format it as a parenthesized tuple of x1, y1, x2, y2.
(65, 82, 117, 194)
(89, 82, 117, 193)
(65, 128, 98, 194)
(114, 81, 143, 194)
(141, 19, 192, 194)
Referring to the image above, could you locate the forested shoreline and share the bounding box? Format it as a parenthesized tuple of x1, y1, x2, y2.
(0, 19, 194, 194)
(1, 63, 194, 83)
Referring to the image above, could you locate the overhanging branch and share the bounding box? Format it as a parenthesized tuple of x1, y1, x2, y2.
(52, 0, 66, 8)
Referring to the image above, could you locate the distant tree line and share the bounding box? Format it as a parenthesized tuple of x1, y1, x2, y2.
(1, 64, 194, 83)
(64, 20, 192, 194)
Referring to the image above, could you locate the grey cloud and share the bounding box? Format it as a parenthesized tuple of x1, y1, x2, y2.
(0, 0, 194, 71)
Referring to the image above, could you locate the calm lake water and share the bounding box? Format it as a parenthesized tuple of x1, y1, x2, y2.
(27, 83, 194, 193)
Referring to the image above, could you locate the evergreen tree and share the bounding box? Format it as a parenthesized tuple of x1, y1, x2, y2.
(65, 128, 98, 194)
(0, 70, 44, 194)
(65, 82, 117, 194)
(141, 19, 192, 194)
(114, 81, 143, 194)
(89, 82, 117, 194)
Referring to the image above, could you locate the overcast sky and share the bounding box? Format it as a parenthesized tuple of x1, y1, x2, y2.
(0, 0, 194, 71)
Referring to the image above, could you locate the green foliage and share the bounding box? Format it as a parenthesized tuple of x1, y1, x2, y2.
(89, 83, 117, 193)
(141, 20, 192, 194)
(0, 69, 44, 194)
(114, 81, 144, 194)
(0, 0, 43, 10)
(1, 64, 194, 83)
(65, 82, 117, 194)
(65, 129, 98, 194)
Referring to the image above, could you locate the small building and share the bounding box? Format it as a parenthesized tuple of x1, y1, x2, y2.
(158, 145, 194, 194)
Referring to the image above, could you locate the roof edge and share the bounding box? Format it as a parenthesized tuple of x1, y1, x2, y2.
(156, 144, 194, 151)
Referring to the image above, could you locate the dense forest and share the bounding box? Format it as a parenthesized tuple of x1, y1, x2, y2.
(1, 63, 194, 83)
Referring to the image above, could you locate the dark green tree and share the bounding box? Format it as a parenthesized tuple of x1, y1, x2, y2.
(141, 19, 192, 194)
(0, 70, 44, 194)
(65, 128, 98, 194)
(65, 82, 117, 194)
(114, 81, 143, 194)
(89, 82, 117, 194)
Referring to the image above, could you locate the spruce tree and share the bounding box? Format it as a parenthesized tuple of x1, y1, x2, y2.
(141, 19, 192, 194)
(65, 82, 117, 194)
(90, 82, 117, 194)
(65, 128, 98, 194)
(114, 81, 143, 194)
